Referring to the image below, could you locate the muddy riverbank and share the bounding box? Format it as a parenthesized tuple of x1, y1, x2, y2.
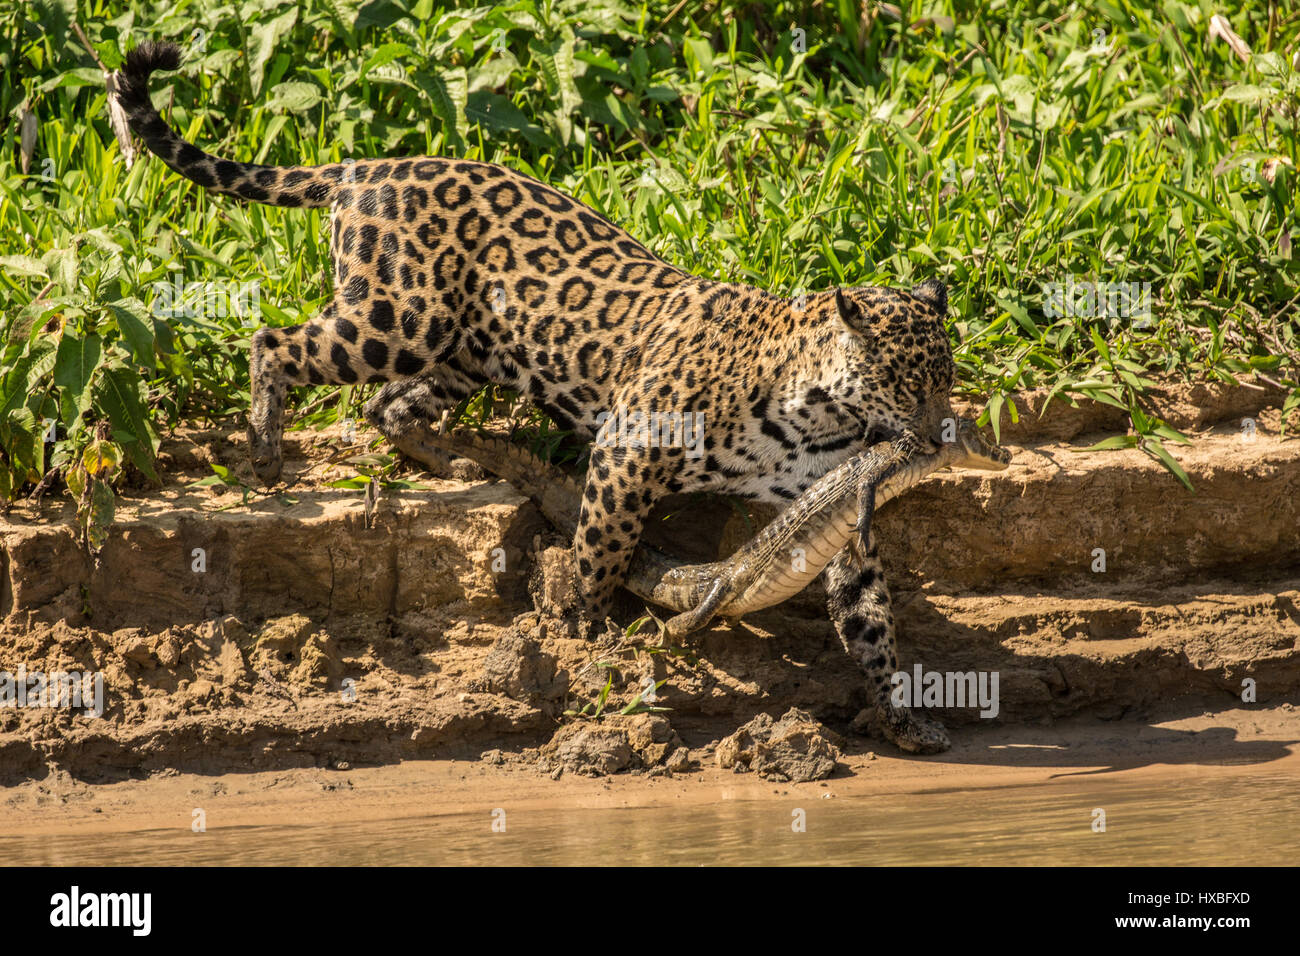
(1, 381, 1297, 789)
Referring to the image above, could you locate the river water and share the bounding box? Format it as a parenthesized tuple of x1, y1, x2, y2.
(10, 769, 1296, 866)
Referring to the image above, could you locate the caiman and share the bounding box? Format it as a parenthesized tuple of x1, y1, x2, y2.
(392, 417, 1009, 639)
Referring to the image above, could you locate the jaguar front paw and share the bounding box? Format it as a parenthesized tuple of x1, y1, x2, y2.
(247, 427, 283, 485)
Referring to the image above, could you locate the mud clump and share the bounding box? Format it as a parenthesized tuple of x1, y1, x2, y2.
(529, 545, 582, 617)
(625, 712, 682, 766)
(540, 724, 632, 776)
(716, 708, 842, 782)
(477, 625, 568, 708)
(247, 615, 343, 689)
(538, 714, 686, 777)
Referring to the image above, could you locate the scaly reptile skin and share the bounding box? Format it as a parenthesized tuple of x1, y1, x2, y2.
(395, 417, 1009, 637)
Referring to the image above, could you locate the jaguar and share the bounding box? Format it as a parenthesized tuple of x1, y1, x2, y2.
(114, 40, 963, 753)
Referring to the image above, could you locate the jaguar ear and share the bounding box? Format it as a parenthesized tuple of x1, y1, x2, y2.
(912, 278, 948, 314)
(834, 288, 870, 341)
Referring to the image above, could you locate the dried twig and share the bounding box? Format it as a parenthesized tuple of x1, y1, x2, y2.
(70, 22, 107, 70)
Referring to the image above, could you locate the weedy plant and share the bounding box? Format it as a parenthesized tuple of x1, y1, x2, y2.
(1, 0, 1296, 528)
(563, 614, 690, 718)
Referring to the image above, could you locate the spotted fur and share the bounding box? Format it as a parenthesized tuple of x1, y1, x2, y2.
(115, 40, 962, 752)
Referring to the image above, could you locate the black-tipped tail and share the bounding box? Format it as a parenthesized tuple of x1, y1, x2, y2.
(115, 40, 183, 110)
(110, 39, 339, 209)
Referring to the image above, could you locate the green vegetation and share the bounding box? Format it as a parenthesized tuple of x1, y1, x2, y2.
(1, 0, 1297, 512)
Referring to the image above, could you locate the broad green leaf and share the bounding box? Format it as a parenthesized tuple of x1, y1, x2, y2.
(265, 81, 322, 114)
(0, 338, 57, 417)
(0, 255, 48, 278)
(1205, 85, 1276, 109)
(109, 302, 156, 367)
(4, 407, 42, 472)
(248, 7, 300, 97)
(415, 67, 469, 145)
(360, 42, 411, 77)
(53, 332, 103, 406)
(92, 365, 160, 483)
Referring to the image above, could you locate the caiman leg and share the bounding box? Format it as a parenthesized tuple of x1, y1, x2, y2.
(660, 577, 730, 638)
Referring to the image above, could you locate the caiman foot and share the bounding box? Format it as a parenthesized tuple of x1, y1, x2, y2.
(851, 480, 877, 566)
(661, 575, 732, 641)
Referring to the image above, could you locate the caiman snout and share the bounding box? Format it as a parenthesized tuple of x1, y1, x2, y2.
(950, 417, 1012, 471)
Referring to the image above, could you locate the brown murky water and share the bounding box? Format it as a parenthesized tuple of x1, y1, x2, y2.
(11, 770, 1296, 866)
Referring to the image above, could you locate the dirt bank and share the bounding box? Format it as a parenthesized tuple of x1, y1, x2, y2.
(0, 381, 1296, 784)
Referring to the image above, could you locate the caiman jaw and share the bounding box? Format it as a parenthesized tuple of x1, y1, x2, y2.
(952, 420, 1013, 471)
